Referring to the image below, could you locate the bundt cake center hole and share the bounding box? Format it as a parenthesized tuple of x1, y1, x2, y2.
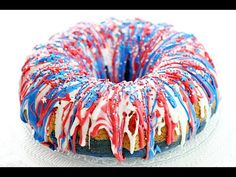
(102, 53, 141, 83)
(124, 55, 132, 82)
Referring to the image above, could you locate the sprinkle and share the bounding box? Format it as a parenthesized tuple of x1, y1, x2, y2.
(41, 97, 47, 104)
(19, 18, 219, 161)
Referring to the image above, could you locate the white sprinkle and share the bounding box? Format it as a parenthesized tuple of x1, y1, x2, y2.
(42, 97, 47, 103)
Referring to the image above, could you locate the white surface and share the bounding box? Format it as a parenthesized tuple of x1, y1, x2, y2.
(0, 10, 235, 167)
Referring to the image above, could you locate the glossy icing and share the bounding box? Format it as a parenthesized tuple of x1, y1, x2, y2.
(19, 18, 219, 161)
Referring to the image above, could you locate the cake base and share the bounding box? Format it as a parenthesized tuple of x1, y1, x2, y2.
(19, 107, 220, 167)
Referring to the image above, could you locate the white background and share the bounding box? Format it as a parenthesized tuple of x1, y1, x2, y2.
(0, 10, 236, 166)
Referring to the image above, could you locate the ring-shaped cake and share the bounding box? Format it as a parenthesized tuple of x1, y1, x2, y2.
(19, 18, 219, 161)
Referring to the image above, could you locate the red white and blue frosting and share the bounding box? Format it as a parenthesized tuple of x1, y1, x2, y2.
(19, 18, 219, 161)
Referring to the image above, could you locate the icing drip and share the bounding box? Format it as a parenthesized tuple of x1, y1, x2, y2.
(19, 18, 219, 161)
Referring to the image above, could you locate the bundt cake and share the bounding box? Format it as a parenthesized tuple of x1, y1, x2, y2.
(19, 18, 219, 161)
